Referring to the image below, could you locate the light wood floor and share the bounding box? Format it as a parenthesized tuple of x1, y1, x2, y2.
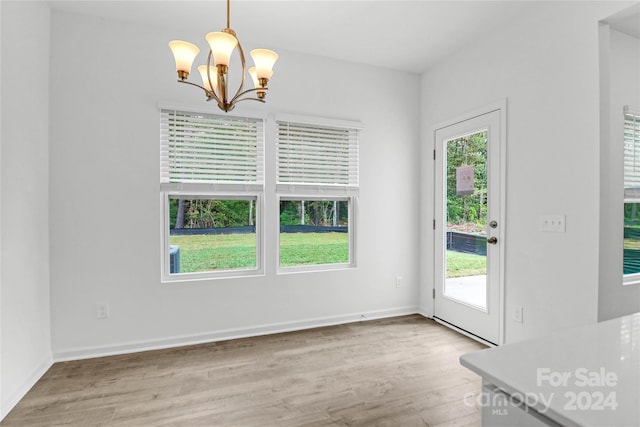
(2, 315, 486, 426)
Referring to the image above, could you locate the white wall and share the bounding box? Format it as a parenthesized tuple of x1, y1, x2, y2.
(420, 2, 630, 343)
(599, 24, 640, 321)
(0, 1, 53, 418)
(48, 10, 421, 358)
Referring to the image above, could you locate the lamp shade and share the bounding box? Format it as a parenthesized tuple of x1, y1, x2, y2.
(205, 32, 238, 66)
(250, 49, 278, 80)
(198, 65, 218, 92)
(248, 67, 260, 88)
(169, 40, 200, 75)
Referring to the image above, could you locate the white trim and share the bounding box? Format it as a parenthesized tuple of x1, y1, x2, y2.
(623, 109, 640, 286)
(431, 99, 507, 132)
(278, 194, 354, 202)
(276, 194, 357, 273)
(1, 355, 53, 421)
(276, 183, 359, 195)
(275, 112, 363, 130)
(52, 307, 419, 362)
(160, 191, 264, 283)
(416, 308, 432, 319)
(157, 101, 266, 121)
(623, 272, 640, 286)
(161, 182, 264, 193)
(497, 100, 508, 347)
(276, 263, 356, 275)
(624, 105, 640, 118)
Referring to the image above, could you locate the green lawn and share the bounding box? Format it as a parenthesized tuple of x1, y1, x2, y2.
(170, 233, 257, 272)
(446, 250, 486, 278)
(170, 232, 348, 272)
(280, 232, 348, 267)
(170, 233, 482, 275)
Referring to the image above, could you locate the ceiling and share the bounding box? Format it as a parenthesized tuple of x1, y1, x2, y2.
(46, 1, 629, 74)
(606, 3, 640, 38)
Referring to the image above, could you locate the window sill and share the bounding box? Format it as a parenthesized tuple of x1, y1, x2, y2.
(162, 269, 264, 284)
(623, 274, 640, 286)
(277, 263, 357, 276)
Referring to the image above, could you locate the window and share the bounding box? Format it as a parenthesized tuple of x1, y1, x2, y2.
(168, 196, 257, 273)
(160, 109, 263, 281)
(279, 199, 351, 267)
(276, 116, 360, 271)
(624, 108, 640, 284)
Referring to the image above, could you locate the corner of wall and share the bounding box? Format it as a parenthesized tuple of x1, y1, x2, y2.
(0, 0, 53, 420)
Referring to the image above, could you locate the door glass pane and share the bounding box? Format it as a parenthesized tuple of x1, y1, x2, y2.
(444, 131, 488, 309)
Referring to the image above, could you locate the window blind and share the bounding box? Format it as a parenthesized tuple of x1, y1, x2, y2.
(624, 109, 640, 200)
(277, 121, 359, 187)
(161, 109, 264, 184)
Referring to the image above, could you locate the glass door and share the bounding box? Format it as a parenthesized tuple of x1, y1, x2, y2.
(434, 109, 503, 345)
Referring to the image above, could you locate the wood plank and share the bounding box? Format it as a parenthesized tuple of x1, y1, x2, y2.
(1, 315, 486, 426)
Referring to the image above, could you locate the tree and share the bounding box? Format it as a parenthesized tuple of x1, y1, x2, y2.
(446, 131, 488, 229)
(175, 199, 185, 229)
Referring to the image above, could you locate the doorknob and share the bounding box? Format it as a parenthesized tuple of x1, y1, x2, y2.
(487, 236, 498, 245)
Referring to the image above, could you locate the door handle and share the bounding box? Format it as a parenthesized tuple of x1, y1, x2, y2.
(487, 236, 498, 245)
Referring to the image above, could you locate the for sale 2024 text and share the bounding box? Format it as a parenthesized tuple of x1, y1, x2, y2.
(536, 367, 618, 411)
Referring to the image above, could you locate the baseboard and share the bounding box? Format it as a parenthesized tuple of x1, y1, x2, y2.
(416, 308, 432, 319)
(53, 306, 420, 362)
(1, 354, 53, 422)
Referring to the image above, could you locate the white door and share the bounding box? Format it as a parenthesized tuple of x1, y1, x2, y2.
(434, 109, 504, 345)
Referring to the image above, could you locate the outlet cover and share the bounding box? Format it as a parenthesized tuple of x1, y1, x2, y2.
(96, 303, 110, 319)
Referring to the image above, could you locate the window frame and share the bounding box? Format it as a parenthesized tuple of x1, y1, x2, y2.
(159, 106, 265, 283)
(275, 113, 361, 273)
(161, 189, 264, 282)
(277, 194, 357, 274)
(623, 106, 640, 286)
(624, 201, 640, 285)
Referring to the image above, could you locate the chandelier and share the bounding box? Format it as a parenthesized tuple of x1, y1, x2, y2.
(169, 0, 278, 112)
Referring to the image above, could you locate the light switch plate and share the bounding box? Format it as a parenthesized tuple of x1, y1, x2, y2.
(539, 214, 566, 232)
(512, 305, 523, 323)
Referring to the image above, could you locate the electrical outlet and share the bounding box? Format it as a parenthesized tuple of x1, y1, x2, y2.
(396, 275, 403, 288)
(512, 305, 523, 323)
(539, 214, 566, 232)
(96, 303, 110, 319)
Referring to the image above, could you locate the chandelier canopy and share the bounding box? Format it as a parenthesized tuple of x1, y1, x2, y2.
(169, 0, 278, 112)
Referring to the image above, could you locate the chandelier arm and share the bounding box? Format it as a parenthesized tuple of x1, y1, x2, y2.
(232, 97, 266, 105)
(230, 87, 269, 104)
(177, 79, 216, 100)
(205, 50, 222, 104)
(228, 36, 247, 104)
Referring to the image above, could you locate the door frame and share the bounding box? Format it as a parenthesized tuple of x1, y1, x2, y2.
(431, 100, 507, 346)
